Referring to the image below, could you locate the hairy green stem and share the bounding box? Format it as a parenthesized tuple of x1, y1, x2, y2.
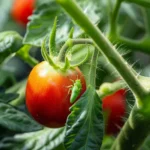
(109, 0, 122, 36)
(111, 105, 150, 150)
(16, 45, 38, 67)
(107, 4, 150, 54)
(98, 80, 126, 98)
(142, 8, 150, 35)
(115, 35, 150, 54)
(16, 52, 38, 67)
(98, 75, 150, 98)
(98, 75, 150, 149)
(87, 48, 99, 87)
(56, 1, 150, 149)
(56, 0, 148, 105)
(58, 38, 93, 62)
(108, 1, 150, 54)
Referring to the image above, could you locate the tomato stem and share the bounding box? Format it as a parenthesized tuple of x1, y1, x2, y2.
(142, 8, 150, 35)
(109, 34, 150, 54)
(56, 0, 150, 149)
(87, 48, 99, 87)
(111, 105, 150, 150)
(16, 45, 39, 67)
(56, 0, 148, 104)
(107, 4, 150, 54)
(98, 75, 150, 98)
(109, 0, 122, 37)
(98, 80, 126, 98)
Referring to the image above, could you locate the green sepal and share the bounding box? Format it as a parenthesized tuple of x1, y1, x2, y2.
(41, 39, 59, 69)
(61, 56, 70, 71)
(49, 16, 58, 56)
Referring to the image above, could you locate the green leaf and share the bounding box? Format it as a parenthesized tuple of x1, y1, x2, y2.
(140, 135, 150, 150)
(0, 67, 16, 86)
(0, 102, 42, 132)
(0, 31, 23, 64)
(24, 1, 61, 46)
(77, 0, 101, 23)
(24, 0, 102, 46)
(0, 0, 14, 31)
(0, 93, 19, 103)
(64, 85, 104, 150)
(36, 0, 52, 7)
(0, 127, 65, 150)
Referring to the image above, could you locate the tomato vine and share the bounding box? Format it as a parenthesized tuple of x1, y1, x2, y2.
(1, 0, 150, 150)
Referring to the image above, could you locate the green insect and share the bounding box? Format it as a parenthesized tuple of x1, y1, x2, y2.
(70, 79, 82, 103)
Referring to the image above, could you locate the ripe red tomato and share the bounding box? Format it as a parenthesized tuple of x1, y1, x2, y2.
(26, 61, 86, 128)
(11, 0, 35, 26)
(102, 89, 126, 134)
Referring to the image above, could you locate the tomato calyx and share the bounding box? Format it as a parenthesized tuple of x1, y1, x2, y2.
(40, 16, 90, 73)
(41, 40, 70, 72)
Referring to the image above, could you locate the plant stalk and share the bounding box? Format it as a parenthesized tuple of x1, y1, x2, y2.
(142, 8, 150, 35)
(87, 48, 99, 87)
(111, 105, 150, 150)
(56, 0, 148, 106)
(56, 1, 150, 149)
(109, 0, 122, 36)
(16, 45, 38, 67)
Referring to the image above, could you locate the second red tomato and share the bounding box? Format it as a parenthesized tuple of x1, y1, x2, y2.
(102, 89, 126, 134)
(11, 0, 35, 26)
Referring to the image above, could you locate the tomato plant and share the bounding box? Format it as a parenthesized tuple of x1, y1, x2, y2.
(11, 0, 35, 26)
(2, 0, 150, 150)
(26, 61, 86, 128)
(102, 89, 126, 134)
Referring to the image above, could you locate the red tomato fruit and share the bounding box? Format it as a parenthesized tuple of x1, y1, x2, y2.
(102, 89, 126, 134)
(11, 0, 35, 26)
(26, 61, 86, 128)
